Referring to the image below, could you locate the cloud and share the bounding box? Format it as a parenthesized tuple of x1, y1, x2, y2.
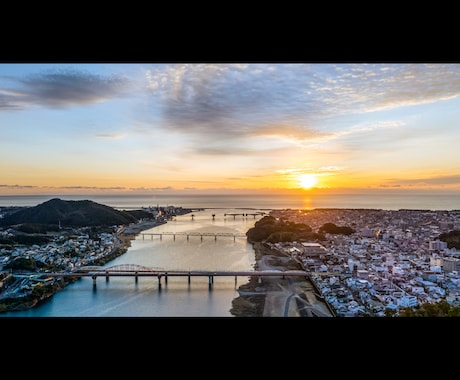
(0, 184, 37, 188)
(95, 133, 125, 139)
(4, 63, 460, 162)
(0, 67, 132, 110)
(60, 186, 126, 190)
(276, 166, 345, 182)
(144, 63, 460, 156)
(385, 174, 460, 187)
(0, 184, 128, 191)
(330, 64, 460, 114)
(129, 186, 174, 191)
(0, 91, 24, 110)
(146, 64, 322, 139)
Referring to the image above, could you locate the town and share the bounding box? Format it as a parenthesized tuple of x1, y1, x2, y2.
(266, 208, 460, 316)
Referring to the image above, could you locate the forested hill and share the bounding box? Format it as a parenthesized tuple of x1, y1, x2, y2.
(0, 198, 150, 228)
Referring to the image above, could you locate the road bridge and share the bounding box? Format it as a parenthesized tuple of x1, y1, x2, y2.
(41, 264, 310, 290)
(223, 212, 266, 219)
(138, 231, 247, 241)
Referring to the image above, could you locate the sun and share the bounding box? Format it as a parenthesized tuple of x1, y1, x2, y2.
(298, 174, 318, 189)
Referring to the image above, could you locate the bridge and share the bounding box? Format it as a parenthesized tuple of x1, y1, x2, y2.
(42, 264, 309, 289)
(224, 212, 266, 219)
(137, 231, 247, 241)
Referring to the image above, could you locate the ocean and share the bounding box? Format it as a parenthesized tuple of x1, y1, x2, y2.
(0, 191, 459, 210)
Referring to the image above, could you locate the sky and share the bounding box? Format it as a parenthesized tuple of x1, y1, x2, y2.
(1, 62, 460, 196)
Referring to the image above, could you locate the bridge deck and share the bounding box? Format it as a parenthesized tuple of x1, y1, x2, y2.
(44, 269, 309, 278)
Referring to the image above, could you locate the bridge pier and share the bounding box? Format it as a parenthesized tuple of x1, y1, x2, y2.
(208, 275, 213, 290)
(157, 275, 162, 290)
(135, 271, 138, 283)
(165, 272, 168, 285)
(234, 275, 237, 288)
(188, 271, 191, 284)
(105, 271, 109, 282)
(92, 275, 97, 289)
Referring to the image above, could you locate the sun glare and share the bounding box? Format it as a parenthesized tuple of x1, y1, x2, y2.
(298, 174, 318, 189)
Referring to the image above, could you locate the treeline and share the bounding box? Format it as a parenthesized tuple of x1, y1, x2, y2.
(318, 222, 355, 236)
(438, 230, 460, 249)
(397, 300, 460, 317)
(246, 216, 355, 243)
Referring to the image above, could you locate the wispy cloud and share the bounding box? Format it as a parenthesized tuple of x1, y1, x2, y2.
(331, 64, 460, 113)
(276, 166, 345, 177)
(385, 174, 460, 187)
(0, 184, 37, 188)
(95, 133, 125, 139)
(144, 63, 460, 156)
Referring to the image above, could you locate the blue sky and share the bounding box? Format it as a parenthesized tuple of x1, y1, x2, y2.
(1, 63, 460, 195)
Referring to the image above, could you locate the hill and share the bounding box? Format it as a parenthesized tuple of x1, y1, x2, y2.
(0, 198, 150, 228)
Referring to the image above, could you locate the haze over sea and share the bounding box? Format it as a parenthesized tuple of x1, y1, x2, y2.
(0, 191, 459, 211)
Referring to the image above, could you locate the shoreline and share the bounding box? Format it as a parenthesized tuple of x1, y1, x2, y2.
(120, 219, 167, 236)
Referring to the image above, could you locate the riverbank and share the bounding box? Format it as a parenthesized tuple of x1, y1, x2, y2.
(230, 241, 334, 317)
(0, 218, 160, 313)
(120, 219, 167, 235)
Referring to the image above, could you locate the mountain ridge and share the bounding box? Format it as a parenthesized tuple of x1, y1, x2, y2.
(0, 198, 150, 228)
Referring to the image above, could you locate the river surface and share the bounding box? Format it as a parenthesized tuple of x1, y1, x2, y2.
(1, 208, 262, 317)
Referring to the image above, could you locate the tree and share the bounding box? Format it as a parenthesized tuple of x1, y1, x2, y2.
(399, 300, 460, 317)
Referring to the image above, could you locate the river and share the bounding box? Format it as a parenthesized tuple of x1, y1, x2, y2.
(0, 208, 262, 317)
